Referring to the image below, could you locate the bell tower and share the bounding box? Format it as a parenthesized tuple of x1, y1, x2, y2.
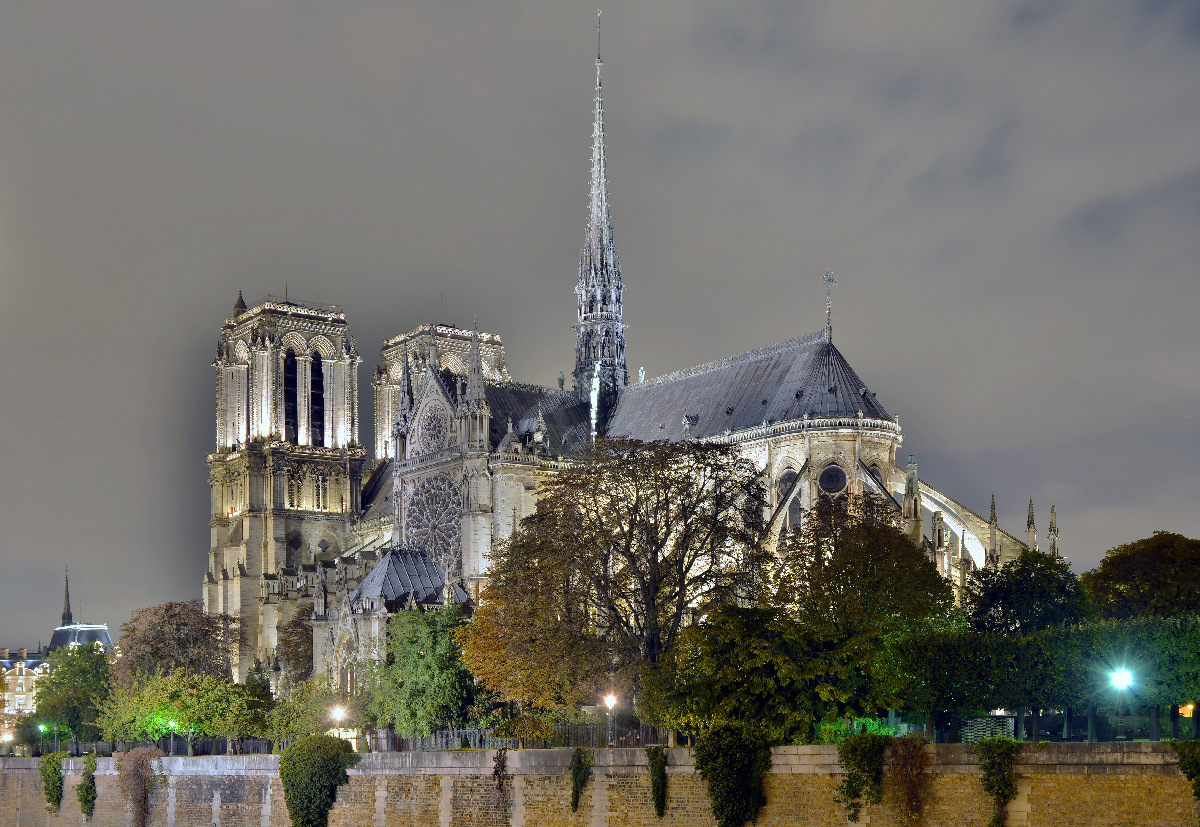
(204, 293, 366, 680)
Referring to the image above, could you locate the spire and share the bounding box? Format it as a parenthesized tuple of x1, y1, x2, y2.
(460, 319, 491, 452)
(987, 493, 1000, 568)
(61, 567, 73, 627)
(1048, 504, 1060, 558)
(465, 318, 486, 406)
(574, 21, 628, 416)
(1026, 498, 1038, 552)
(234, 291, 247, 314)
(823, 271, 837, 341)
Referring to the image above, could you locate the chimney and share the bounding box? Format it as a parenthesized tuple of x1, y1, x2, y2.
(1, 647, 8, 659)
(18, 647, 28, 661)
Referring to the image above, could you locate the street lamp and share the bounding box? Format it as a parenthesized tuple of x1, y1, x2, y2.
(330, 706, 347, 725)
(168, 721, 178, 756)
(1, 731, 12, 756)
(1111, 669, 1133, 741)
(604, 693, 617, 746)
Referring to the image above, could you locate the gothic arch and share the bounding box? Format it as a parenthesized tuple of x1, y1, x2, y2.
(441, 352, 467, 375)
(279, 331, 308, 354)
(307, 335, 336, 358)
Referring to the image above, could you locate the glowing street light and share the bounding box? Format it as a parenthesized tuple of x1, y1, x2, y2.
(330, 706, 348, 725)
(603, 693, 617, 746)
(1111, 669, 1134, 741)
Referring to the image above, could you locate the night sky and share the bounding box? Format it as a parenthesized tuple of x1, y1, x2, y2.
(2, 2, 1198, 646)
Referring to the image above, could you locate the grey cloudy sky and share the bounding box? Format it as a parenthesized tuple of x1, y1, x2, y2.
(1, 1, 1198, 645)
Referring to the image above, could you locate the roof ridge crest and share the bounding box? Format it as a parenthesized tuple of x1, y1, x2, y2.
(635, 330, 826, 388)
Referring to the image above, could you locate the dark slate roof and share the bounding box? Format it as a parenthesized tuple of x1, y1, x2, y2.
(47, 624, 113, 652)
(360, 459, 392, 523)
(348, 548, 470, 612)
(485, 384, 590, 454)
(607, 332, 892, 442)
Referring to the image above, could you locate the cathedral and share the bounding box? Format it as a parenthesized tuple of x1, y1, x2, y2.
(202, 45, 1052, 684)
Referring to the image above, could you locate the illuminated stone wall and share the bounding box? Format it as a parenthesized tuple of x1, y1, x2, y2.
(2, 744, 1195, 826)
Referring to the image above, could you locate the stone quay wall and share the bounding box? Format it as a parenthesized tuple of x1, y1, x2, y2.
(1, 742, 1196, 826)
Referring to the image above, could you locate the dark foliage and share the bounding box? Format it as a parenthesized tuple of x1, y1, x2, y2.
(886, 733, 931, 826)
(965, 550, 1091, 636)
(40, 750, 67, 813)
(76, 754, 98, 821)
(974, 737, 1021, 827)
(277, 604, 315, 685)
(1083, 532, 1200, 620)
(114, 600, 239, 685)
(279, 735, 359, 827)
(693, 722, 772, 827)
(646, 745, 668, 818)
(835, 732, 890, 822)
(569, 747, 593, 812)
(117, 747, 164, 827)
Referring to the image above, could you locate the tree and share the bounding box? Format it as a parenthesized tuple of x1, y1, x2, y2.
(461, 438, 768, 709)
(268, 679, 342, 746)
(33, 643, 111, 747)
(362, 604, 478, 737)
(1081, 532, 1200, 620)
(965, 550, 1092, 636)
(278, 605, 315, 685)
(113, 600, 239, 686)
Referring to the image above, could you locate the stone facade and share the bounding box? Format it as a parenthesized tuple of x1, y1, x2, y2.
(2, 744, 1196, 827)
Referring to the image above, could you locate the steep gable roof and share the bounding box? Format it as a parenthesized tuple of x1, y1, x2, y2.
(607, 332, 891, 442)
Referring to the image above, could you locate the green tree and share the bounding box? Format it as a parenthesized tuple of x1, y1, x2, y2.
(362, 604, 477, 737)
(268, 679, 342, 746)
(33, 643, 111, 749)
(965, 550, 1092, 636)
(1081, 532, 1200, 620)
(113, 600, 239, 686)
(461, 438, 768, 710)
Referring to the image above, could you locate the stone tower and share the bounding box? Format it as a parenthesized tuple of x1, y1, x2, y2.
(204, 293, 366, 680)
(573, 43, 628, 427)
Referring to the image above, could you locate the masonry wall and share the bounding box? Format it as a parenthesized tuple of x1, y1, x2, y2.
(1, 743, 1195, 827)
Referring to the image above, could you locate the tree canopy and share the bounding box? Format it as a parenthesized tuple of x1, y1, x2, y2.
(33, 643, 111, 742)
(362, 604, 479, 737)
(277, 604, 315, 686)
(1081, 532, 1200, 620)
(113, 600, 239, 685)
(460, 438, 768, 711)
(964, 549, 1092, 636)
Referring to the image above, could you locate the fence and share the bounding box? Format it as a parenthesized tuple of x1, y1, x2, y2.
(372, 723, 667, 753)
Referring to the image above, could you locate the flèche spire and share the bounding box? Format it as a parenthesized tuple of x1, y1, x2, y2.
(574, 10, 628, 419)
(62, 566, 73, 627)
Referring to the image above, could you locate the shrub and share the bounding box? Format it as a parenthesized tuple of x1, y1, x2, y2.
(974, 736, 1022, 827)
(494, 714, 555, 740)
(493, 747, 508, 792)
(817, 717, 895, 744)
(117, 747, 164, 827)
(646, 745, 668, 818)
(693, 722, 772, 827)
(836, 732, 891, 822)
(1171, 740, 1200, 824)
(569, 747, 593, 812)
(279, 734, 359, 827)
(40, 750, 68, 813)
(76, 754, 99, 821)
(887, 733, 931, 826)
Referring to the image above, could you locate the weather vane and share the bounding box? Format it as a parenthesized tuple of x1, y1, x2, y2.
(823, 270, 837, 334)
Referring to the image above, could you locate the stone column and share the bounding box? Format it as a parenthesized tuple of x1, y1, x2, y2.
(298, 355, 312, 445)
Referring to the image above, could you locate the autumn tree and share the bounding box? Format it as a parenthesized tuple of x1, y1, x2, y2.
(113, 601, 239, 686)
(460, 438, 768, 712)
(965, 549, 1092, 635)
(1081, 532, 1200, 620)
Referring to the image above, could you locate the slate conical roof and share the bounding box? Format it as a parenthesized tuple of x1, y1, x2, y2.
(348, 547, 470, 612)
(606, 331, 892, 442)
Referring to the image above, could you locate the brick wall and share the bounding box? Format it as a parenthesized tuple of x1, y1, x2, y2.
(1, 743, 1195, 826)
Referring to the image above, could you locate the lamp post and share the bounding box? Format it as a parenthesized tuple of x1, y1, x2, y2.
(603, 693, 617, 746)
(37, 724, 45, 755)
(168, 721, 178, 756)
(1111, 668, 1133, 742)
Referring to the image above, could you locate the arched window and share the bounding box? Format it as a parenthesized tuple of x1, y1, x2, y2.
(777, 470, 803, 531)
(284, 349, 298, 444)
(311, 352, 325, 447)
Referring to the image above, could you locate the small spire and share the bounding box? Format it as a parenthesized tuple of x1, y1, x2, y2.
(990, 493, 997, 524)
(1027, 498, 1036, 530)
(823, 270, 837, 341)
(596, 9, 603, 61)
(1026, 498, 1038, 552)
(234, 291, 247, 313)
(62, 566, 73, 627)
